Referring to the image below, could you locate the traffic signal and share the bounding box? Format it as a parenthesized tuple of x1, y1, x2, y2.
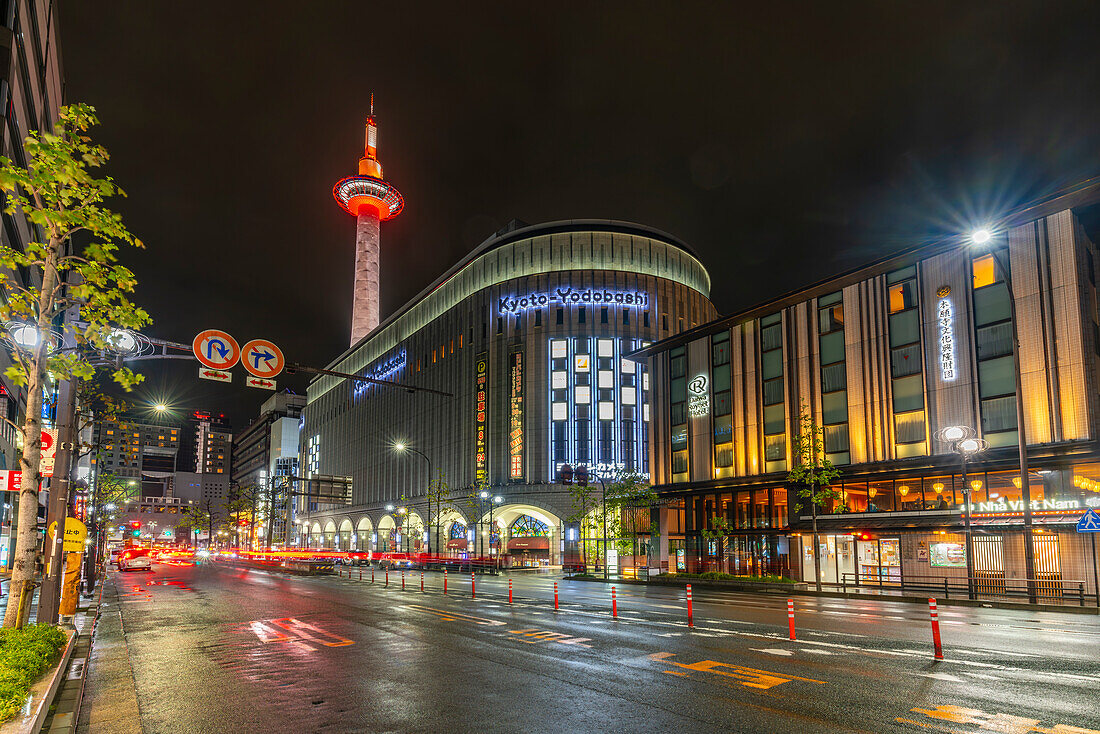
(575, 465, 589, 487)
(130, 520, 141, 538)
(558, 464, 574, 485)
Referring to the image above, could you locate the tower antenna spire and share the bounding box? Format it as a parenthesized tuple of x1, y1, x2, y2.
(370, 93, 374, 117)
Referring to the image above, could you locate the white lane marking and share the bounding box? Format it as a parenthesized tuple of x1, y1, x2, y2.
(910, 672, 964, 682)
(752, 648, 794, 656)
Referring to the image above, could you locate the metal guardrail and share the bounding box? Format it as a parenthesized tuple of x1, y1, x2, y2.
(837, 572, 1099, 607)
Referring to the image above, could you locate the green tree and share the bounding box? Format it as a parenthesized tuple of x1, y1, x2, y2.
(0, 104, 149, 627)
(606, 472, 657, 573)
(700, 514, 734, 572)
(425, 469, 453, 557)
(786, 401, 842, 592)
(182, 499, 221, 549)
(565, 481, 598, 570)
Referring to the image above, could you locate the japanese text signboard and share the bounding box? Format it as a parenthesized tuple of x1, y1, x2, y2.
(509, 351, 524, 480)
(475, 354, 488, 484)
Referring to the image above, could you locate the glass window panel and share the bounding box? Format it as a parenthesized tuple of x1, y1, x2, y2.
(894, 410, 926, 443)
(888, 309, 920, 347)
(598, 402, 614, 420)
(819, 330, 845, 365)
(887, 266, 916, 285)
(762, 350, 783, 379)
(575, 385, 591, 403)
(670, 402, 686, 425)
(971, 253, 999, 289)
(976, 321, 1012, 359)
(621, 386, 636, 405)
(891, 343, 922, 377)
(888, 280, 917, 314)
(670, 355, 686, 379)
(715, 443, 733, 468)
(819, 304, 844, 333)
(764, 404, 785, 434)
(981, 395, 1018, 433)
(713, 414, 732, 445)
(671, 426, 688, 451)
(551, 340, 567, 358)
(824, 423, 849, 453)
(822, 391, 847, 424)
(552, 403, 567, 420)
(672, 450, 688, 475)
(892, 374, 924, 413)
(714, 390, 731, 416)
(710, 361, 729, 391)
(763, 378, 784, 406)
(760, 313, 781, 327)
(761, 323, 782, 351)
(973, 283, 1011, 326)
(978, 355, 1015, 398)
(552, 371, 567, 389)
(598, 371, 614, 388)
(598, 339, 614, 357)
(818, 290, 843, 306)
(821, 362, 846, 393)
(712, 339, 730, 366)
(765, 433, 785, 461)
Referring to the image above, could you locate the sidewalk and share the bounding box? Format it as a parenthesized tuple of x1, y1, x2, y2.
(74, 578, 143, 734)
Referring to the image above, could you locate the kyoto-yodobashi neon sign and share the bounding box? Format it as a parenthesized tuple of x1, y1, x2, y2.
(936, 286, 956, 381)
(499, 287, 650, 315)
(353, 350, 407, 398)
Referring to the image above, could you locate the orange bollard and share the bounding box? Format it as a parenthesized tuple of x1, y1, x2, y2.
(787, 598, 795, 640)
(385, 571, 389, 587)
(509, 578, 513, 604)
(471, 572, 476, 599)
(687, 584, 694, 628)
(554, 581, 559, 610)
(929, 598, 944, 660)
(371, 568, 375, 584)
(612, 586, 618, 618)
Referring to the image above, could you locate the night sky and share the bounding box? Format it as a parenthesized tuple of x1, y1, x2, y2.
(60, 2, 1100, 429)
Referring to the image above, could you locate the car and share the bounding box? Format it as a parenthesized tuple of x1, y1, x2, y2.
(118, 548, 152, 571)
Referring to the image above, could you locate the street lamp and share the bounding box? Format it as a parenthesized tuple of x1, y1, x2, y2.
(935, 425, 986, 600)
(968, 227, 1038, 602)
(393, 442, 433, 557)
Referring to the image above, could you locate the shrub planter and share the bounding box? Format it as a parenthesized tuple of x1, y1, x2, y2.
(567, 575, 809, 593)
(0, 627, 75, 734)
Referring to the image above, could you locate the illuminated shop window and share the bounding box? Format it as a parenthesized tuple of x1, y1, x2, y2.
(548, 337, 649, 481)
(712, 330, 733, 476)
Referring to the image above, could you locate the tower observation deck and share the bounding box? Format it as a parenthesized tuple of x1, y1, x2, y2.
(333, 101, 404, 346)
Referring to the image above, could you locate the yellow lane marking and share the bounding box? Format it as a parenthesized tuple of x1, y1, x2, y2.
(405, 604, 506, 626)
(899, 704, 1100, 733)
(507, 629, 593, 647)
(647, 652, 824, 690)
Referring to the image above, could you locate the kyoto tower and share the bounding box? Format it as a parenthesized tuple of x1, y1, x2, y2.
(332, 98, 404, 346)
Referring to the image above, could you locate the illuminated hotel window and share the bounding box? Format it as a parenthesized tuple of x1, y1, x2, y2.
(760, 313, 786, 472)
(818, 291, 849, 464)
(669, 345, 688, 482)
(887, 267, 927, 457)
(712, 330, 733, 476)
(971, 252, 1017, 447)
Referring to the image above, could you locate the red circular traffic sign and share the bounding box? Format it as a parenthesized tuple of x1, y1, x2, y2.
(241, 338, 285, 379)
(192, 330, 240, 370)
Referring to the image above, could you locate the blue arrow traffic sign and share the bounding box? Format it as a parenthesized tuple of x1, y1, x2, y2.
(1077, 509, 1100, 533)
(241, 339, 285, 379)
(192, 330, 240, 370)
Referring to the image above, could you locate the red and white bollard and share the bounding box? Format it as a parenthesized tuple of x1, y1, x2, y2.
(421, 572, 424, 592)
(929, 598, 944, 660)
(787, 598, 795, 641)
(444, 570, 448, 594)
(371, 568, 375, 584)
(471, 572, 476, 599)
(385, 571, 389, 587)
(554, 581, 559, 610)
(358, 568, 362, 582)
(612, 586, 618, 618)
(402, 571, 406, 590)
(508, 578, 513, 604)
(686, 584, 694, 628)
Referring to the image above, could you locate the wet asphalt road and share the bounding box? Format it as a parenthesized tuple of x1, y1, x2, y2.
(100, 561, 1100, 733)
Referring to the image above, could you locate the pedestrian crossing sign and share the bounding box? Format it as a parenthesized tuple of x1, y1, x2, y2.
(1077, 508, 1100, 533)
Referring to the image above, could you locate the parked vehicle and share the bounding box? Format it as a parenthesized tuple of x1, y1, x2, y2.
(118, 548, 152, 571)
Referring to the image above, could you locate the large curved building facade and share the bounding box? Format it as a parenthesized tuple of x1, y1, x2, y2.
(297, 220, 715, 566)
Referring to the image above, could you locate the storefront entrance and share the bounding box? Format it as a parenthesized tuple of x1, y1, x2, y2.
(801, 533, 857, 585)
(857, 538, 901, 583)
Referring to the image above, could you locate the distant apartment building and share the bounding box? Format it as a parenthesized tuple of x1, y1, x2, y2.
(232, 393, 306, 545)
(90, 417, 181, 497)
(186, 410, 232, 475)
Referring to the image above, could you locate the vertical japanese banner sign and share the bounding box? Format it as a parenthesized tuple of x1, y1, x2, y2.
(509, 351, 524, 480)
(40, 428, 58, 478)
(475, 354, 488, 484)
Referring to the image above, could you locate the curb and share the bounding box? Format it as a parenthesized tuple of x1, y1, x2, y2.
(564, 575, 1100, 615)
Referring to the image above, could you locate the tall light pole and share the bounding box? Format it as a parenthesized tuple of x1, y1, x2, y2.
(970, 228, 1038, 603)
(394, 443, 432, 555)
(936, 425, 985, 600)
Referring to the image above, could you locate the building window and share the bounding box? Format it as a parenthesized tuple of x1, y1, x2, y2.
(556, 308, 564, 325)
(711, 330, 733, 475)
(818, 292, 848, 464)
(886, 268, 926, 457)
(759, 313, 786, 472)
(670, 345, 688, 482)
(601, 307, 608, 324)
(971, 252, 1017, 447)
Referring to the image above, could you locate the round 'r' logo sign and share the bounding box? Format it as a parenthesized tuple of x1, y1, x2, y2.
(688, 374, 708, 395)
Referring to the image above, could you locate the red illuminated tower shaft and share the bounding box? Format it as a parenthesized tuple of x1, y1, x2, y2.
(333, 104, 404, 346)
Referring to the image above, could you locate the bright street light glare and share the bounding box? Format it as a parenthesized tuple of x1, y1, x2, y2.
(958, 438, 981, 454)
(942, 426, 966, 441)
(970, 228, 992, 245)
(154, 403, 168, 412)
(394, 442, 406, 452)
(479, 491, 489, 499)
